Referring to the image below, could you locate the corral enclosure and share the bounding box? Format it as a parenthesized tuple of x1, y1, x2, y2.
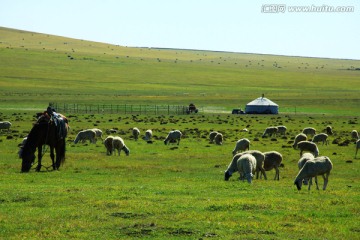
(0, 27, 360, 239)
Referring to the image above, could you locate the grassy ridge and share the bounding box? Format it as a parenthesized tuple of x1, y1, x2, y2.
(1, 27, 359, 115)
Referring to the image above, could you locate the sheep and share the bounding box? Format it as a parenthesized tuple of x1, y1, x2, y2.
(294, 156, 333, 191)
(276, 125, 287, 136)
(292, 133, 307, 149)
(164, 130, 182, 145)
(236, 154, 257, 183)
(17, 137, 28, 158)
(262, 151, 283, 180)
(312, 133, 329, 145)
(74, 129, 97, 144)
(225, 150, 266, 181)
(104, 136, 114, 155)
(214, 133, 223, 145)
(106, 129, 117, 134)
(302, 127, 316, 137)
(297, 153, 315, 185)
(325, 125, 333, 135)
(143, 129, 153, 141)
(297, 141, 319, 157)
(92, 128, 103, 142)
(351, 130, 359, 140)
(355, 139, 360, 158)
(232, 138, 250, 155)
(262, 126, 278, 137)
(132, 127, 140, 141)
(0, 121, 11, 132)
(209, 131, 218, 143)
(112, 136, 130, 156)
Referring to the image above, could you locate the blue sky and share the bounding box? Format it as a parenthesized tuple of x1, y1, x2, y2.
(1, 0, 359, 59)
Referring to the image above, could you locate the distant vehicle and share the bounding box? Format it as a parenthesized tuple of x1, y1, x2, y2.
(186, 103, 198, 114)
(232, 108, 245, 114)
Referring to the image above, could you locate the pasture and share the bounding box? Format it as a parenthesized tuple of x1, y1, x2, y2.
(0, 26, 359, 239)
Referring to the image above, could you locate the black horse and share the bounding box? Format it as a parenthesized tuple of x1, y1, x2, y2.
(21, 115, 67, 172)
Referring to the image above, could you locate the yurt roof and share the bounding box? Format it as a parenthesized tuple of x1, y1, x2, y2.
(246, 97, 278, 106)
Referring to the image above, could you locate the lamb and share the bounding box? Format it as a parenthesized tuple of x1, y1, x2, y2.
(276, 125, 287, 136)
(132, 127, 140, 141)
(262, 151, 283, 180)
(143, 129, 153, 141)
(92, 128, 103, 142)
(294, 156, 333, 191)
(297, 141, 319, 157)
(209, 131, 219, 143)
(351, 130, 359, 140)
(302, 127, 316, 137)
(355, 139, 360, 158)
(232, 138, 250, 155)
(225, 150, 266, 181)
(104, 136, 114, 155)
(297, 153, 315, 185)
(312, 133, 328, 145)
(74, 129, 97, 144)
(164, 130, 182, 145)
(214, 132, 223, 145)
(112, 136, 130, 156)
(0, 121, 11, 132)
(262, 126, 278, 137)
(292, 133, 307, 149)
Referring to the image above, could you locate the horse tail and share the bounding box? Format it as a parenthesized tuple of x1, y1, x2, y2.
(57, 139, 66, 167)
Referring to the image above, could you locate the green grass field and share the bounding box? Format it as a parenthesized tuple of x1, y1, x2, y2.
(0, 27, 360, 239)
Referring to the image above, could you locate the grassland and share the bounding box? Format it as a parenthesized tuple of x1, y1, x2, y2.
(0, 27, 360, 239)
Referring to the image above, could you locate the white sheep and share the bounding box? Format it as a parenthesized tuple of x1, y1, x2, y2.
(262, 151, 283, 180)
(302, 127, 316, 137)
(232, 138, 250, 155)
(297, 141, 319, 157)
(0, 121, 11, 132)
(276, 125, 287, 136)
(351, 130, 359, 140)
(312, 133, 329, 145)
(17, 137, 28, 158)
(74, 129, 97, 144)
(236, 154, 257, 183)
(294, 156, 333, 191)
(225, 150, 266, 181)
(209, 131, 219, 143)
(106, 129, 118, 134)
(132, 127, 140, 141)
(292, 133, 307, 149)
(164, 130, 182, 145)
(325, 125, 333, 135)
(262, 126, 278, 137)
(104, 136, 114, 155)
(214, 133, 223, 145)
(143, 129, 153, 141)
(297, 152, 315, 185)
(355, 139, 360, 158)
(112, 136, 130, 156)
(92, 128, 103, 142)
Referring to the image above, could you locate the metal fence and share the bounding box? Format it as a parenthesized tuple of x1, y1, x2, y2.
(50, 103, 191, 115)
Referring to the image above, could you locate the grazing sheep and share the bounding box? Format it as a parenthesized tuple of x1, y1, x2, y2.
(104, 136, 114, 155)
(312, 133, 329, 145)
(92, 128, 103, 142)
(262, 151, 283, 180)
(297, 141, 319, 157)
(164, 130, 182, 145)
(0, 121, 11, 132)
(209, 131, 219, 143)
(225, 150, 266, 181)
(232, 138, 250, 155)
(262, 126, 278, 137)
(112, 136, 130, 156)
(17, 137, 28, 158)
(236, 154, 257, 183)
(106, 129, 117, 134)
(214, 133, 223, 145)
(292, 133, 307, 149)
(302, 127, 316, 137)
(325, 125, 333, 135)
(276, 125, 287, 136)
(355, 139, 360, 158)
(351, 130, 359, 140)
(294, 156, 333, 191)
(143, 129, 153, 141)
(132, 127, 140, 141)
(74, 129, 97, 144)
(297, 153, 315, 185)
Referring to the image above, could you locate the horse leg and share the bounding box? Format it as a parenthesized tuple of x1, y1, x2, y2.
(50, 146, 56, 170)
(36, 146, 42, 172)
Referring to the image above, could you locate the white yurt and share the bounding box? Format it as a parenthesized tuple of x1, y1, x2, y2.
(245, 95, 279, 114)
